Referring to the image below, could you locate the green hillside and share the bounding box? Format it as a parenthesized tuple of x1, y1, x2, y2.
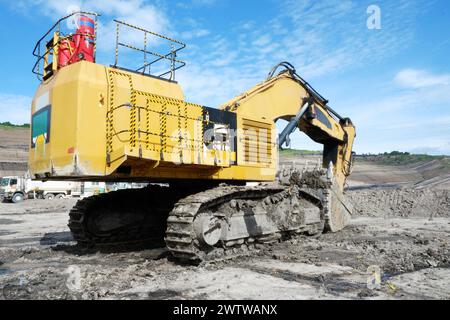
(0, 122, 30, 129)
(279, 149, 322, 157)
(358, 152, 450, 170)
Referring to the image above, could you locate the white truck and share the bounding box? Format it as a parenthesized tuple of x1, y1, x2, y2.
(78, 182, 106, 198)
(0, 175, 82, 203)
(33, 180, 81, 200)
(0, 176, 29, 203)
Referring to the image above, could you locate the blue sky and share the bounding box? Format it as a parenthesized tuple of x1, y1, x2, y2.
(0, 0, 449, 155)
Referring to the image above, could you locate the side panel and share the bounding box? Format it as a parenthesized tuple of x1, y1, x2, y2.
(240, 118, 273, 166)
(29, 65, 79, 178)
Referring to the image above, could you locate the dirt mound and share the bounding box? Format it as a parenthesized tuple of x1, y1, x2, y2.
(413, 174, 450, 190)
(0, 128, 29, 149)
(0, 127, 29, 176)
(347, 188, 450, 218)
(0, 162, 27, 172)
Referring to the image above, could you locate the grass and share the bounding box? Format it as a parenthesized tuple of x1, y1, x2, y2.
(280, 149, 450, 171)
(359, 153, 449, 165)
(358, 152, 450, 170)
(279, 149, 322, 156)
(0, 122, 30, 130)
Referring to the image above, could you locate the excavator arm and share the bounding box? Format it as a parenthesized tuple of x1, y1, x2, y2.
(221, 62, 356, 190)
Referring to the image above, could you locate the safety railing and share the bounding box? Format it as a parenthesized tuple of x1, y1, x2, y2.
(113, 20, 186, 81)
(32, 11, 100, 81)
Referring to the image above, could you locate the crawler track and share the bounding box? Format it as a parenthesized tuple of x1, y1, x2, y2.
(67, 170, 349, 263)
(165, 184, 326, 262)
(68, 185, 186, 246)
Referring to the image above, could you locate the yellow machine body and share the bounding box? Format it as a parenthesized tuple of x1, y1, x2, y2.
(29, 60, 355, 189)
(28, 14, 357, 261)
(29, 61, 275, 182)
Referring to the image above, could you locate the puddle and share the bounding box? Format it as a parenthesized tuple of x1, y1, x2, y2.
(0, 268, 11, 276)
(147, 289, 183, 300)
(0, 230, 16, 237)
(0, 236, 41, 244)
(40, 232, 73, 246)
(0, 219, 23, 225)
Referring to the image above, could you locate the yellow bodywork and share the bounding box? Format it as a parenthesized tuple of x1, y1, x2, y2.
(29, 60, 354, 187)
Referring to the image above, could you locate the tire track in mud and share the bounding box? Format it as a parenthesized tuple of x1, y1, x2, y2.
(347, 188, 450, 218)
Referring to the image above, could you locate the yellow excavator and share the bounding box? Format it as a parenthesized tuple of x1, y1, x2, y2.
(29, 12, 356, 261)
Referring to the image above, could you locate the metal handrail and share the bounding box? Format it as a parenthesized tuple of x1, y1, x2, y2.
(113, 19, 186, 81)
(32, 13, 185, 82)
(117, 42, 185, 65)
(113, 19, 185, 46)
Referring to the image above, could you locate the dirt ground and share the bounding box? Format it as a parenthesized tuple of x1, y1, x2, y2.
(349, 159, 450, 190)
(2, 119, 449, 300)
(1, 177, 449, 300)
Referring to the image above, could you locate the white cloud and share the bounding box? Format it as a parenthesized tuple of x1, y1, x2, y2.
(349, 68, 450, 128)
(17, 0, 429, 108)
(382, 116, 450, 130)
(274, 0, 426, 78)
(356, 137, 450, 155)
(252, 35, 271, 47)
(395, 69, 450, 88)
(176, 0, 217, 9)
(346, 68, 450, 155)
(180, 29, 210, 40)
(0, 93, 32, 125)
(409, 145, 450, 156)
(176, 0, 430, 107)
(191, 0, 217, 6)
(15, 0, 171, 70)
(15, 0, 169, 47)
(240, 21, 255, 31)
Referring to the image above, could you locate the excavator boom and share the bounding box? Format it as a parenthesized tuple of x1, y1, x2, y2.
(219, 62, 356, 189)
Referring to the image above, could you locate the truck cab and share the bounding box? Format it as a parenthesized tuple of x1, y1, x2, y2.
(0, 176, 26, 203)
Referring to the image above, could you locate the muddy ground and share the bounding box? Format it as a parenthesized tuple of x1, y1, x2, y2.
(0, 186, 449, 300)
(2, 124, 449, 300)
